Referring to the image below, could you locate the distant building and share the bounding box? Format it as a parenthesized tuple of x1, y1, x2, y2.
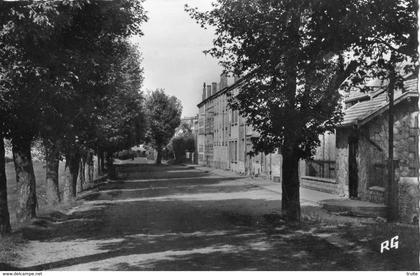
(180, 116, 198, 131)
(197, 73, 282, 181)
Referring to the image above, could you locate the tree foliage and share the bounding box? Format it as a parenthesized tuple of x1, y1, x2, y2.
(343, 0, 418, 89)
(0, 0, 147, 146)
(169, 124, 195, 163)
(188, 0, 362, 158)
(187, 0, 418, 221)
(145, 90, 182, 164)
(95, 43, 146, 155)
(0, 0, 148, 223)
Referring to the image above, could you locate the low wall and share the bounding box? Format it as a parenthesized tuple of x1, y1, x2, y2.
(300, 176, 338, 194)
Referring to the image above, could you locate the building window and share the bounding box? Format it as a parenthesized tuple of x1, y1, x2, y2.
(231, 110, 238, 125)
(238, 139, 244, 161)
(229, 140, 238, 163)
(229, 142, 233, 162)
(306, 160, 336, 179)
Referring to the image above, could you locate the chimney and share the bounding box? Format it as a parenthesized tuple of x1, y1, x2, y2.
(212, 82, 218, 95)
(202, 82, 206, 100)
(206, 85, 212, 98)
(220, 73, 228, 90)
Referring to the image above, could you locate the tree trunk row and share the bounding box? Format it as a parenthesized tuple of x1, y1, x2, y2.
(45, 144, 98, 205)
(87, 151, 94, 183)
(98, 150, 105, 176)
(2, 139, 102, 231)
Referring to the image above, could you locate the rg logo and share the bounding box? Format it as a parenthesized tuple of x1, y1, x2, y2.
(380, 235, 399, 253)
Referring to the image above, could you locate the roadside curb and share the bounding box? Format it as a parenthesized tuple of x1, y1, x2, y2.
(190, 165, 333, 207)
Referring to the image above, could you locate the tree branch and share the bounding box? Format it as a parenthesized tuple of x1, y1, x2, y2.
(327, 59, 359, 95)
(371, 38, 413, 57)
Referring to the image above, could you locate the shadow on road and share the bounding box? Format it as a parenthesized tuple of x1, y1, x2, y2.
(10, 164, 419, 271)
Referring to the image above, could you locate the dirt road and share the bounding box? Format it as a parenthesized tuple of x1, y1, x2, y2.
(4, 163, 419, 270)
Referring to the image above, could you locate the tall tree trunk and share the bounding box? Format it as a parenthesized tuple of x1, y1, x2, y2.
(97, 150, 102, 176)
(77, 157, 85, 194)
(281, 149, 301, 222)
(44, 141, 61, 205)
(106, 152, 116, 179)
(0, 138, 11, 236)
(280, 12, 301, 222)
(77, 150, 88, 193)
(62, 152, 80, 202)
(12, 139, 37, 222)
(156, 146, 162, 165)
(100, 151, 105, 175)
(87, 151, 94, 183)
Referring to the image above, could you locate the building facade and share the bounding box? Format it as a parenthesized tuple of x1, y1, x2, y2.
(197, 74, 283, 182)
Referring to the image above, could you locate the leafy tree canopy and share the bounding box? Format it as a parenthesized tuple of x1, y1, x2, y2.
(0, 0, 148, 150)
(94, 42, 146, 154)
(145, 89, 182, 151)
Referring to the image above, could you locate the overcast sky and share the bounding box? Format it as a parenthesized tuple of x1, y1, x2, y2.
(131, 0, 223, 117)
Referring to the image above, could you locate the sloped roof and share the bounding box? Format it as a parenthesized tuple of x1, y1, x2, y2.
(197, 68, 259, 107)
(340, 77, 418, 127)
(404, 77, 418, 93)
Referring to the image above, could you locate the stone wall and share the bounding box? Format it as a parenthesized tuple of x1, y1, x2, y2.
(393, 101, 419, 179)
(336, 98, 419, 222)
(362, 100, 419, 213)
(362, 100, 419, 179)
(398, 177, 419, 224)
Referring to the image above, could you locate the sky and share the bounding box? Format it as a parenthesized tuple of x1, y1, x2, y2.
(131, 0, 223, 117)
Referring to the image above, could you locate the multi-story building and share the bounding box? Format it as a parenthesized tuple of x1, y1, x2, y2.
(197, 74, 283, 181)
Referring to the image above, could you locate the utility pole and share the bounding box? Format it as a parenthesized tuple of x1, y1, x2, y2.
(387, 60, 398, 221)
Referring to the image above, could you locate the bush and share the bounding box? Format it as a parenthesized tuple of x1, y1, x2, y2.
(170, 133, 195, 163)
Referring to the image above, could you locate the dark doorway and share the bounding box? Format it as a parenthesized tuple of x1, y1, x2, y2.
(348, 135, 358, 198)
